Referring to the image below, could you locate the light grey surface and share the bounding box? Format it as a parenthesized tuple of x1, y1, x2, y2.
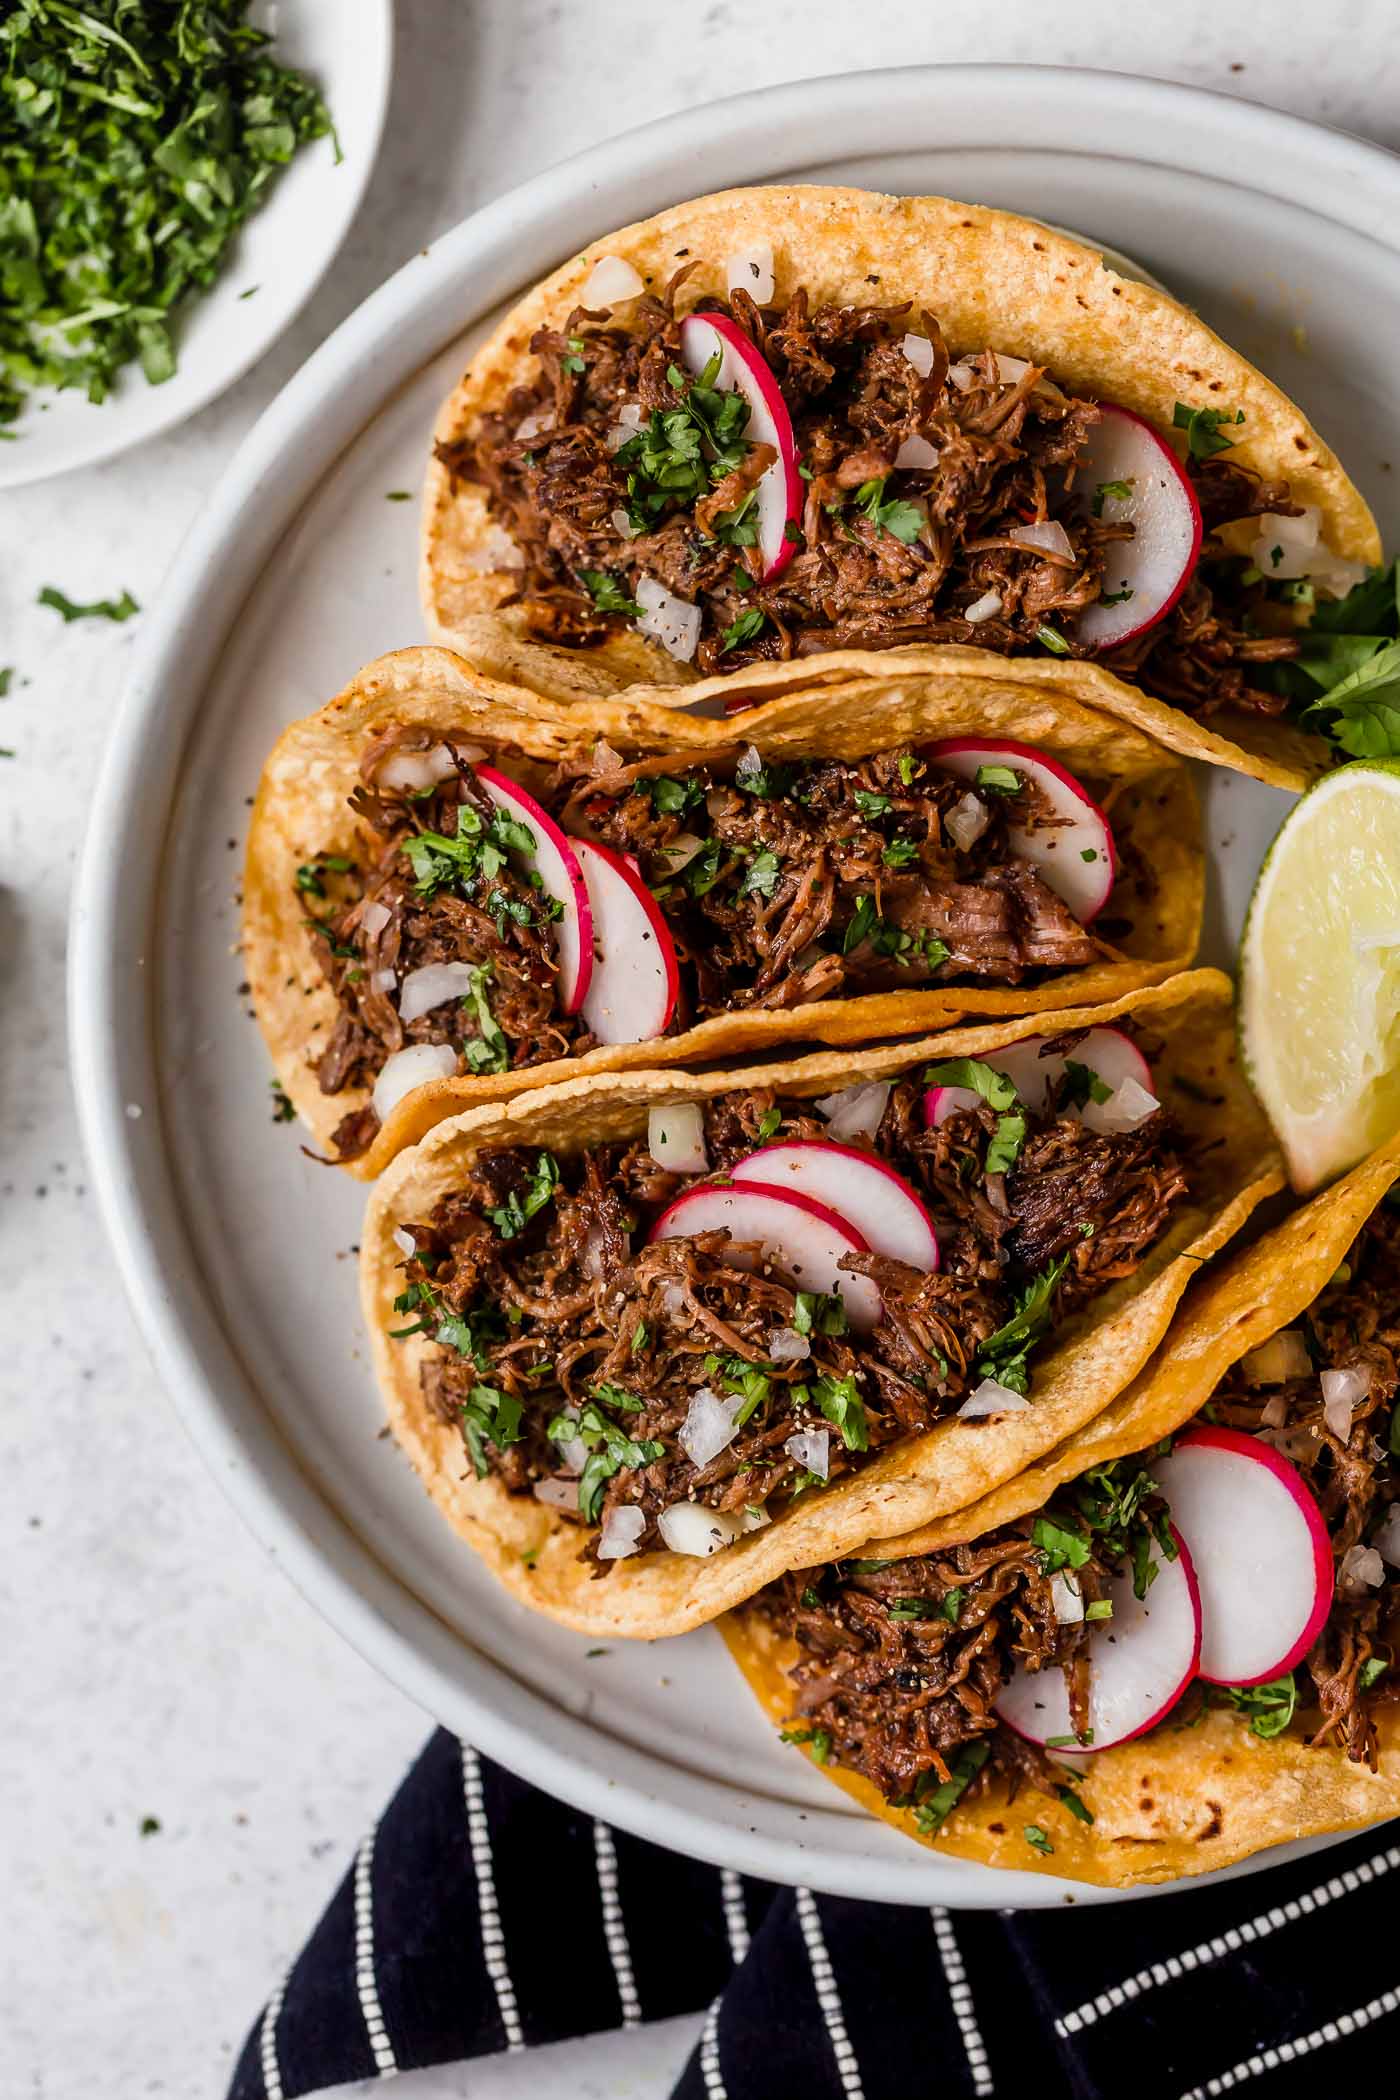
(8, 5, 1400, 2095)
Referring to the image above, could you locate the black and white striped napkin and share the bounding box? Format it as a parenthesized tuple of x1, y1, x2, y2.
(229, 1728, 1398, 2100)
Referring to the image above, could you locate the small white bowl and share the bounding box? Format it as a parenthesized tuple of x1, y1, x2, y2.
(0, 0, 392, 489)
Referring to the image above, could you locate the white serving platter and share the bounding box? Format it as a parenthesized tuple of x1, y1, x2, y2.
(70, 66, 1400, 1906)
(0, 0, 392, 489)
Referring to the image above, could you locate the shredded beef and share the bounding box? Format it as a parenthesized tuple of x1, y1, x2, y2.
(440, 274, 1303, 718)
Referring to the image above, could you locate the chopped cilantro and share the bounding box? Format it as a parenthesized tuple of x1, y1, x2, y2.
(757, 1106, 783, 1141)
(1360, 1655, 1390, 1691)
(887, 1597, 935, 1621)
(487, 1151, 560, 1239)
(942, 1588, 965, 1623)
(976, 1246, 1075, 1393)
(1058, 1787, 1094, 1826)
(1218, 1671, 1297, 1740)
(912, 1741, 989, 1835)
(897, 753, 921, 787)
(38, 585, 138, 623)
(550, 1398, 665, 1521)
(1098, 587, 1134, 606)
(1172, 401, 1245, 459)
(580, 569, 641, 617)
(853, 475, 924, 543)
(1024, 1824, 1055, 1856)
(793, 1291, 848, 1338)
(649, 774, 704, 816)
(1063, 1059, 1113, 1109)
(683, 838, 728, 897)
(0, 2, 334, 425)
(460, 1384, 524, 1477)
(613, 351, 752, 529)
(269, 1080, 295, 1124)
(740, 847, 782, 899)
(1084, 1598, 1113, 1623)
(985, 1112, 1026, 1176)
(974, 763, 1021, 795)
(780, 1726, 832, 1765)
(1036, 624, 1071, 656)
(139, 1816, 161, 1837)
(1091, 478, 1134, 516)
(386, 490, 412, 501)
(630, 1321, 649, 1356)
(882, 838, 920, 869)
(460, 962, 508, 1075)
(1032, 1514, 1091, 1574)
(797, 1372, 867, 1451)
(853, 789, 891, 818)
(841, 893, 878, 953)
(720, 606, 768, 655)
(293, 852, 353, 899)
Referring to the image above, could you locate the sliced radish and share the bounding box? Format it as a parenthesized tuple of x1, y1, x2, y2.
(648, 1179, 881, 1331)
(731, 1141, 938, 1273)
(678, 311, 801, 584)
(996, 1525, 1200, 1751)
(1073, 403, 1203, 650)
(924, 1085, 985, 1128)
(1152, 1427, 1334, 1687)
(475, 766, 592, 1014)
(924, 737, 1116, 921)
(573, 837, 679, 1046)
(922, 1027, 1154, 1133)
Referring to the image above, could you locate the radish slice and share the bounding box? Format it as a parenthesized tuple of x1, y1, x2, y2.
(678, 311, 801, 584)
(996, 1525, 1201, 1751)
(924, 737, 1116, 921)
(648, 1179, 881, 1331)
(924, 1085, 985, 1127)
(475, 766, 592, 1015)
(1073, 403, 1203, 650)
(923, 1027, 1153, 1130)
(731, 1141, 938, 1273)
(572, 837, 678, 1046)
(1152, 1428, 1334, 1686)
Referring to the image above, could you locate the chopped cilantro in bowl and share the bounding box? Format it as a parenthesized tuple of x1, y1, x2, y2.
(0, 0, 335, 428)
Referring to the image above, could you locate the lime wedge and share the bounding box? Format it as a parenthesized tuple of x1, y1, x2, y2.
(1241, 759, 1400, 1191)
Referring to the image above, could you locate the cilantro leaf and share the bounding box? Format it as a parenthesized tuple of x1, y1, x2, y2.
(974, 763, 1021, 795)
(853, 475, 925, 543)
(460, 1384, 524, 1478)
(912, 1741, 989, 1835)
(1218, 1671, 1297, 1740)
(779, 1726, 832, 1764)
(487, 1152, 560, 1239)
(976, 1246, 1075, 1393)
(923, 1057, 1020, 1111)
(580, 569, 642, 617)
(798, 1373, 868, 1451)
(460, 962, 509, 1075)
(720, 606, 768, 655)
(38, 585, 139, 623)
(984, 1112, 1026, 1175)
(1172, 401, 1245, 459)
(740, 847, 782, 898)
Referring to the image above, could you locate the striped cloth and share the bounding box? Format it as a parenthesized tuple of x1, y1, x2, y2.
(229, 1729, 1399, 2100)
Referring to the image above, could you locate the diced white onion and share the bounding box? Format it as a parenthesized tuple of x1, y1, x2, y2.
(736, 743, 765, 787)
(725, 242, 775, 305)
(635, 574, 702, 663)
(658, 1502, 754, 1557)
(610, 506, 639, 539)
(768, 1326, 811, 1363)
(376, 742, 462, 794)
(946, 791, 990, 853)
(1241, 1329, 1312, 1386)
(392, 1226, 416, 1257)
(993, 351, 1032, 384)
(1051, 1571, 1084, 1624)
(1260, 1423, 1318, 1463)
(1339, 1543, 1386, 1591)
(549, 1411, 590, 1476)
(1321, 1364, 1371, 1442)
(1089, 1077, 1161, 1134)
(597, 1504, 647, 1559)
(592, 738, 625, 774)
(679, 1387, 742, 1469)
(648, 1103, 708, 1175)
(1259, 1392, 1288, 1429)
(1249, 506, 1321, 581)
(361, 899, 392, 938)
(659, 1280, 687, 1320)
(1312, 554, 1371, 598)
(815, 1079, 891, 1142)
(533, 1476, 580, 1512)
(399, 961, 480, 1025)
(785, 1428, 830, 1480)
(894, 434, 938, 470)
(580, 1228, 609, 1283)
(964, 590, 1004, 625)
(370, 968, 397, 995)
(582, 253, 645, 306)
(514, 409, 548, 442)
(1374, 1503, 1400, 1568)
(371, 1042, 458, 1121)
(461, 525, 525, 574)
(901, 332, 936, 377)
(958, 1377, 1032, 1419)
(947, 359, 978, 393)
(1009, 518, 1075, 562)
(604, 402, 644, 453)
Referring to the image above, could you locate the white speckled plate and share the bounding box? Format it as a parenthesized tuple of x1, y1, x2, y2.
(71, 67, 1400, 1906)
(0, 0, 392, 489)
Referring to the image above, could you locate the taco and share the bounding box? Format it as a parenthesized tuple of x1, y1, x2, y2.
(724, 1131, 1400, 1887)
(359, 970, 1282, 1638)
(423, 185, 1381, 793)
(245, 645, 1201, 1177)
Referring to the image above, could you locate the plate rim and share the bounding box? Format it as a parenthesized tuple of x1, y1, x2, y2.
(0, 0, 394, 491)
(69, 63, 1400, 1907)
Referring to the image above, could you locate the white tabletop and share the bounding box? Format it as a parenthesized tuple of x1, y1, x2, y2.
(7, 6, 1400, 2095)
